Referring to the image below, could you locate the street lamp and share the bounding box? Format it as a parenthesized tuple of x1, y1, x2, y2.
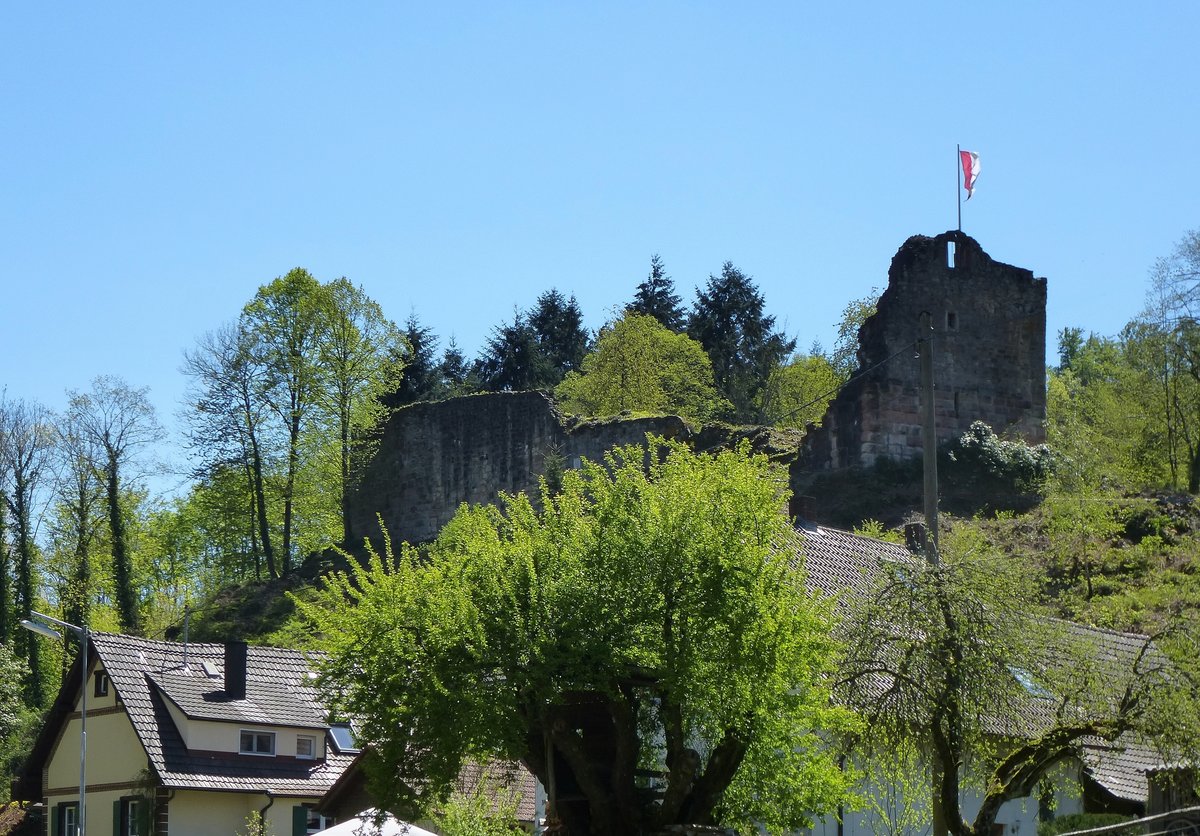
(21, 611, 88, 836)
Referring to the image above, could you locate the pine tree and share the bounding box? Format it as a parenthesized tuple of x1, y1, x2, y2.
(687, 262, 795, 423)
(387, 313, 442, 406)
(529, 289, 590, 380)
(629, 254, 685, 331)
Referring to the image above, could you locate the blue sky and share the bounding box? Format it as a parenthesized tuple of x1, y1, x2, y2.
(3, 2, 1198, 487)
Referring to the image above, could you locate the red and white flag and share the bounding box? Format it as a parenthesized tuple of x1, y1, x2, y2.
(960, 149, 980, 199)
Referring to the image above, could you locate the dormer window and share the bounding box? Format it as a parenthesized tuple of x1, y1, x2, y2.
(240, 730, 275, 756)
(94, 670, 110, 698)
(296, 735, 316, 759)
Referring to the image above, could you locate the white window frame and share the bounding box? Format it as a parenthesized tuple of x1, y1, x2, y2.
(296, 734, 316, 759)
(63, 802, 79, 836)
(239, 729, 276, 756)
(304, 804, 333, 834)
(123, 796, 142, 836)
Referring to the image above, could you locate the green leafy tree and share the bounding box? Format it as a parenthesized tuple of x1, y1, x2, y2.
(0, 396, 56, 702)
(298, 440, 857, 836)
(629, 254, 685, 332)
(555, 312, 731, 424)
(438, 337, 480, 398)
(760, 352, 841, 428)
(687, 262, 795, 422)
(829, 291, 880, 381)
(839, 528, 1200, 836)
(320, 278, 405, 545)
(66, 376, 163, 634)
(182, 322, 278, 577)
(243, 268, 332, 575)
(435, 766, 526, 836)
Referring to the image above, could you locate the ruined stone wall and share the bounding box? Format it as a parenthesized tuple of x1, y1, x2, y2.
(800, 231, 1046, 474)
(347, 391, 690, 547)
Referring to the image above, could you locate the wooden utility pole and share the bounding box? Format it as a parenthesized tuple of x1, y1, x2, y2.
(919, 311, 940, 563)
(919, 310, 947, 836)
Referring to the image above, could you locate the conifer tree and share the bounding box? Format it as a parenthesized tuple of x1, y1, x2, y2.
(629, 254, 685, 331)
(687, 262, 794, 423)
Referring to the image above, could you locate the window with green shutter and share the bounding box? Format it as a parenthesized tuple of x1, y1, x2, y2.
(113, 795, 149, 836)
(292, 805, 309, 836)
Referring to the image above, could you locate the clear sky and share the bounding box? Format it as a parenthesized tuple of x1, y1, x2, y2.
(3, 2, 1198, 489)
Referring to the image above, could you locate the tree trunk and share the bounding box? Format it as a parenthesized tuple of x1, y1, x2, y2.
(0, 493, 9, 645)
(281, 399, 303, 576)
(108, 455, 140, 634)
(340, 407, 353, 546)
(247, 435, 276, 579)
(11, 485, 43, 705)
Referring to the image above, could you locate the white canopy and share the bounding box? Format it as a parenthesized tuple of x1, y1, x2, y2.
(313, 810, 438, 836)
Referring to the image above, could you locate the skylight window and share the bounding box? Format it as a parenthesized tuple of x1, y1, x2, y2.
(1008, 666, 1053, 699)
(329, 723, 360, 753)
(201, 660, 221, 678)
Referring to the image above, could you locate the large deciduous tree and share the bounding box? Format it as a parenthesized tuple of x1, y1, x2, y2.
(51, 411, 106, 652)
(319, 278, 405, 545)
(242, 268, 331, 574)
(0, 396, 57, 703)
(687, 262, 794, 423)
(182, 322, 277, 577)
(839, 528, 1200, 836)
(298, 440, 857, 836)
(554, 312, 730, 424)
(67, 376, 163, 634)
(760, 352, 841, 429)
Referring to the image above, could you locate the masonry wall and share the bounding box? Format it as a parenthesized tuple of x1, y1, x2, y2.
(347, 391, 690, 546)
(800, 231, 1047, 473)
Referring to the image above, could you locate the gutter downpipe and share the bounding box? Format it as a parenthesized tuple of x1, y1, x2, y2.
(259, 790, 275, 836)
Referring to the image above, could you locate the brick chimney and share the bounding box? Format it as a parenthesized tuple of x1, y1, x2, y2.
(225, 640, 248, 700)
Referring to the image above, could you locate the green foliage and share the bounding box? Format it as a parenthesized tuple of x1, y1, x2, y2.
(296, 439, 857, 835)
(0, 641, 42, 803)
(435, 766, 526, 836)
(687, 262, 795, 423)
(850, 519, 904, 545)
(761, 352, 841, 428)
(1036, 812, 1136, 836)
(943, 421, 1054, 497)
(839, 526, 1194, 836)
(235, 811, 275, 836)
(628, 254, 685, 332)
(555, 312, 731, 423)
(477, 290, 590, 392)
(829, 290, 880, 380)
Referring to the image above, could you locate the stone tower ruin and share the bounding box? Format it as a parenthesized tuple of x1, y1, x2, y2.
(799, 230, 1046, 473)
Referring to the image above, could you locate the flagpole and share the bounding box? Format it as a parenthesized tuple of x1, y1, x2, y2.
(956, 144, 962, 232)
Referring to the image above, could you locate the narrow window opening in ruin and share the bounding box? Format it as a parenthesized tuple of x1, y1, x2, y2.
(947, 240, 957, 268)
(947, 311, 958, 330)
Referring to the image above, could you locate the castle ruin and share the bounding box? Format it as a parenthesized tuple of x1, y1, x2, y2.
(348, 231, 1047, 541)
(798, 230, 1046, 472)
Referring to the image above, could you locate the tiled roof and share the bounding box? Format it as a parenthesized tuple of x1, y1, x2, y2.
(1084, 737, 1163, 802)
(90, 632, 355, 795)
(781, 521, 908, 603)
(455, 760, 539, 823)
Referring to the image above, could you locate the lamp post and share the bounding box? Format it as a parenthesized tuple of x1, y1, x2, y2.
(21, 611, 88, 835)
